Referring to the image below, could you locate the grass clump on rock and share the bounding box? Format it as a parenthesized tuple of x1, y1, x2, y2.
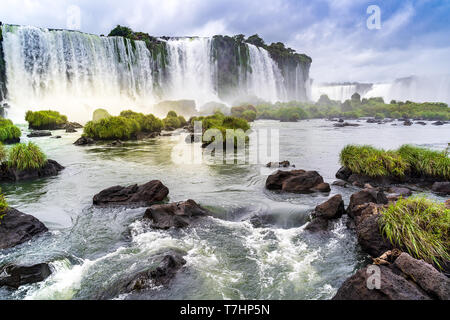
(162, 111, 185, 130)
(25, 110, 68, 130)
(0, 188, 8, 218)
(120, 110, 163, 133)
(340, 144, 449, 179)
(8, 142, 47, 171)
(0, 118, 21, 143)
(84, 116, 139, 140)
(381, 196, 449, 268)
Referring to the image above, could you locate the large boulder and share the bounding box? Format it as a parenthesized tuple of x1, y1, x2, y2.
(305, 217, 329, 233)
(27, 131, 52, 138)
(335, 166, 352, 181)
(347, 189, 388, 218)
(333, 252, 450, 300)
(144, 199, 210, 229)
(93, 180, 169, 206)
(355, 212, 393, 257)
(0, 208, 48, 250)
(74, 136, 95, 146)
(0, 159, 64, 182)
(266, 170, 330, 194)
(0, 263, 52, 289)
(313, 194, 345, 220)
(431, 182, 450, 195)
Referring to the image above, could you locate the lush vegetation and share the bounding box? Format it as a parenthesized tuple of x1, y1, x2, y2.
(8, 142, 47, 171)
(339, 144, 450, 179)
(0, 142, 6, 162)
(84, 109, 170, 140)
(381, 197, 449, 268)
(190, 112, 251, 148)
(0, 118, 21, 142)
(241, 94, 450, 122)
(0, 188, 7, 218)
(162, 111, 186, 130)
(231, 105, 257, 122)
(25, 110, 68, 129)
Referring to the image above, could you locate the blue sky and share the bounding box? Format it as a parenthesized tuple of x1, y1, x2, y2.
(1, 0, 449, 83)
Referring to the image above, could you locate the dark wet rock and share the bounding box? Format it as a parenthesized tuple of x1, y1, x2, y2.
(51, 135, 62, 139)
(387, 186, 412, 201)
(394, 253, 450, 300)
(305, 217, 328, 232)
(416, 121, 427, 125)
(266, 170, 330, 194)
(432, 121, 445, 126)
(333, 122, 360, 127)
(335, 166, 352, 181)
(107, 140, 123, 147)
(338, 118, 344, 123)
(67, 122, 83, 129)
(431, 182, 450, 195)
(333, 264, 430, 300)
(367, 118, 378, 123)
(403, 120, 413, 126)
(144, 199, 210, 229)
(65, 124, 77, 133)
(332, 180, 350, 188)
(93, 180, 169, 206)
(126, 252, 186, 291)
(0, 159, 64, 182)
(0, 263, 52, 289)
(333, 252, 450, 300)
(185, 133, 202, 143)
(248, 212, 307, 229)
(27, 131, 52, 138)
(312, 194, 345, 220)
(74, 136, 95, 146)
(0, 208, 48, 250)
(347, 189, 388, 218)
(356, 213, 393, 257)
(266, 160, 293, 168)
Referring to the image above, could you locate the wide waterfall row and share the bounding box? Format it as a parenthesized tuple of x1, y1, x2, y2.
(0, 25, 311, 121)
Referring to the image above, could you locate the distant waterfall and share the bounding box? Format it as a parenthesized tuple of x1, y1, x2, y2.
(0, 24, 311, 122)
(364, 75, 450, 104)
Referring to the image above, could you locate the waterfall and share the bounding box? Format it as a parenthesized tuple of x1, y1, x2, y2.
(0, 24, 312, 122)
(245, 44, 285, 102)
(164, 38, 218, 107)
(363, 75, 450, 104)
(2, 25, 155, 121)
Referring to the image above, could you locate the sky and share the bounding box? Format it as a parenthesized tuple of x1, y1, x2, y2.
(1, 0, 449, 84)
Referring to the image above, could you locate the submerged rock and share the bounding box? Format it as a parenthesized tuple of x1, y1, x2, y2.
(0, 159, 64, 182)
(0, 263, 52, 289)
(333, 252, 450, 300)
(266, 160, 293, 168)
(126, 252, 186, 291)
(432, 121, 445, 126)
(416, 121, 427, 125)
(403, 120, 413, 126)
(144, 199, 210, 229)
(93, 180, 169, 206)
(431, 182, 450, 195)
(27, 131, 52, 138)
(107, 140, 123, 147)
(0, 208, 48, 250)
(266, 169, 330, 194)
(74, 136, 95, 146)
(333, 122, 360, 128)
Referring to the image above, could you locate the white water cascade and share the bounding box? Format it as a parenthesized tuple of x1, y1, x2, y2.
(246, 44, 286, 102)
(164, 38, 218, 107)
(2, 25, 155, 122)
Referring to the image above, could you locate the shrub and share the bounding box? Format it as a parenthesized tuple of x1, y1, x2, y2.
(120, 110, 163, 133)
(93, 108, 111, 122)
(398, 145, 450, 179)
(8, 142, 47, 171)
(340, 145, 409, 177)
(241, 110, 257, 122)
(0, 142, 6, 162)
(83, 116, 140, 140)
(25, 110, 68, 129)
(167, 111, 178, 118)
(381, 197, 450, 268)
(0, 188, 8, 218)
(0, 118, 21, 142)
(163, 111, 184, 130)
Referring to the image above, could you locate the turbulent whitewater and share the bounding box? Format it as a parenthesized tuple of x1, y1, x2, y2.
(0, 25, 311, 121)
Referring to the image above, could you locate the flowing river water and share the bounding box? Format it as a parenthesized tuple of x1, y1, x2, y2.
(0, 119, 449, 300)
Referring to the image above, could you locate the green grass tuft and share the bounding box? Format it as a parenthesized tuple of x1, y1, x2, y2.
(25, 110, 68, 129)
(8, 142, 47, 171)
(340, 144, 449, 179)
(0, 142, 7, 162)
(381, 196, 450, 268)
(83, 116, 140, 140)
(0, 118, 21, 142)
(0, 188, 8, 219)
